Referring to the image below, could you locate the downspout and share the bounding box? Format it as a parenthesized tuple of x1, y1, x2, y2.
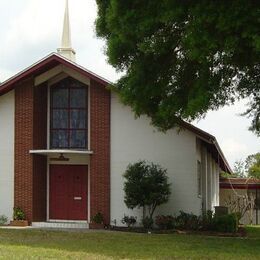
(256, 187, 258, 225)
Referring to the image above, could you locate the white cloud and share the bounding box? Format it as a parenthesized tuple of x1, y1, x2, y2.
(194, 100, 260, 167)
(221, 139, 247, 161)
(0, 0, 119, 82)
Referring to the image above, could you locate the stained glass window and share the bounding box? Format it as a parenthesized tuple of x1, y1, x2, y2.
(50, 77, 88, 149)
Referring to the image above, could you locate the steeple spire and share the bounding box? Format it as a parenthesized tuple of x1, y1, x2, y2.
(57, 0, 76, 61)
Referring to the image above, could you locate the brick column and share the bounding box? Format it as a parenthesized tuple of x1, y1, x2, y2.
(15, 79, 47, 223)
(90, 79, 110, 225)
(15, 78, 34, 222)
(32, 83, 47, 221)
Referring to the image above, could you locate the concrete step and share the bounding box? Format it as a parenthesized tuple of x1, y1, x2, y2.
(32, 221, 89, 229)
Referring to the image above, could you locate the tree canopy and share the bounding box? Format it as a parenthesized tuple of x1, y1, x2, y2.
(123, 161, 171, 219)
(229, 153, 260, 179)
(96, 0, 260, 135)
(246, 153, 260, 179)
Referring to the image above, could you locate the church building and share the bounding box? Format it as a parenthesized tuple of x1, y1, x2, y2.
(0, 0, 231, 228)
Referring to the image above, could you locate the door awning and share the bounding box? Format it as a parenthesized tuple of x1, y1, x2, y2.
(29, 149, 93, 155)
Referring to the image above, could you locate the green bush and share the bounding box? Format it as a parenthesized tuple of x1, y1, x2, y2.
(142, 217, 154, 229)
(201, 210, 215, 230)
(213, 213, 238, 233)
(172, 210, 239, 233)
(123, 161, 171, 220)
(13, 207, 25, 221)
(175, 211, 200, 231)
(155, 215, 175, 230)
(91, 212, 104, 224)
(0, 215, 8, 225)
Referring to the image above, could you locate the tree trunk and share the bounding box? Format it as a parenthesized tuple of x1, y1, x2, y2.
(143, 206, 146, 219)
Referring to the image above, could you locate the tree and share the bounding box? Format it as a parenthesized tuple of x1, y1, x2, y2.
(246, 153, 260, 179)
(233, 160, 246, 178)
(123, 161, 171, 219)
(223, 153, 260, 178)
(96, 0, 260, 135)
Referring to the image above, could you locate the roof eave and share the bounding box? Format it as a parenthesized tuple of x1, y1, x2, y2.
(0, 52, 112, 96)
(180, 121, 232, 174)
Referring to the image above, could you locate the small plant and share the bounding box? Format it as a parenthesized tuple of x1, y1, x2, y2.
(13, 207, 26, 221)
(121, 215, 137, 228)
(142, 216, 153, 230)
(91, 212, 104, 224)
(155, 215, 175, 230)
(0, 215, 8, 225)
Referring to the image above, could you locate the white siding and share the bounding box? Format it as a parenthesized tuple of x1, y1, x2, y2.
(110, 93, 201, 225)
(0, 91, 15, 221)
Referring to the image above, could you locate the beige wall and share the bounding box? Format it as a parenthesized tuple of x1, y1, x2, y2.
(220, 188, 259, 225)
(0, 91, 15, 221)
(110, 93, 203, 225)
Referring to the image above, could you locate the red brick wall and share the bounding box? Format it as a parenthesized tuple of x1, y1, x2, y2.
(15, 80, 47, 223)
(15, 78, 34, 222)
(90, 79, 110, 225)
(32, 83, 47, 221)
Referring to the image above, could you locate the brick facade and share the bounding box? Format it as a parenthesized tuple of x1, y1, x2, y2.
(90, 79, 111, 225)
(14, 63, 111, 224)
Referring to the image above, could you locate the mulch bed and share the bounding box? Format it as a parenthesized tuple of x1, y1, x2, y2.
(109, 226, 247, 237)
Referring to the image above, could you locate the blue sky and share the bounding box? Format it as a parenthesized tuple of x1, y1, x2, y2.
(0, 0, 259, 167)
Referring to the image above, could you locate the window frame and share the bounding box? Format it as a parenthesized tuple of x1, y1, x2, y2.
(50, 77, 88, 149)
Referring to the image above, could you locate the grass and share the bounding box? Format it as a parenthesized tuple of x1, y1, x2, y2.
(0, 226, 259, 259)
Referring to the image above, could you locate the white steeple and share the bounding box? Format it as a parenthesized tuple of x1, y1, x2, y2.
(57, 0, 76, 61)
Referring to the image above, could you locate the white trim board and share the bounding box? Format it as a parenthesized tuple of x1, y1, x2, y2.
(30, 150, 93, 155)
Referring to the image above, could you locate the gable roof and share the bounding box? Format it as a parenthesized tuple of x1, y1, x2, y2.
(180, 121, 232, 173)
(0, 53, 232, 173)
(0, 53, 111, 96)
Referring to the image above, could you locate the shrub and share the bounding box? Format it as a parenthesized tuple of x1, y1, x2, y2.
(142, 217, 154, 229)
(91, 212, 104, 224)
(0, 215, 8, 225)
(155, 215, 175, 230)
(171, 210, 239, 233)
(13, 207, 26, 221)
(213, 213, 238, 233)
(121, 215, 137, 227)
(175, 211, 200, 230)
(123, 161, 171, 220)
(201, 210, 214, 230)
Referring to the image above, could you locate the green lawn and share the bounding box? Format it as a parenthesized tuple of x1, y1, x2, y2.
(0, 226, 259, 259)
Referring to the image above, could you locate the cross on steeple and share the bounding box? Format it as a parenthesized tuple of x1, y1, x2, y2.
(57, 0, 76, 61)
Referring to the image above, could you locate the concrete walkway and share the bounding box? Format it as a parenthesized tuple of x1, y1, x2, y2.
(0, 225, 110, 233)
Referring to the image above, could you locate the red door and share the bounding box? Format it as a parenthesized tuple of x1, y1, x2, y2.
(49, 165, 88, 220)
